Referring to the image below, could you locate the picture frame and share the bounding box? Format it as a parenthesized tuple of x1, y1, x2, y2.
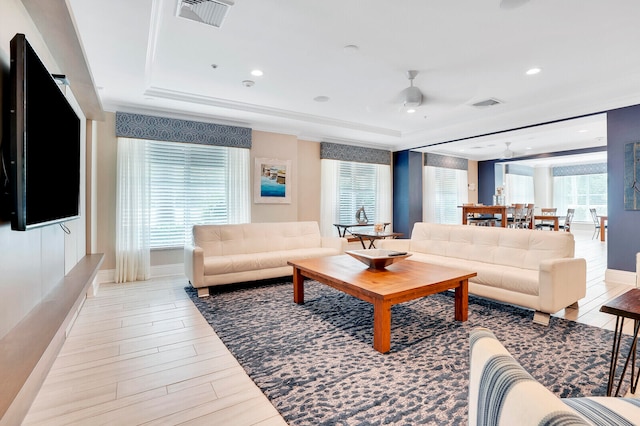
(254, 157, 291, 204)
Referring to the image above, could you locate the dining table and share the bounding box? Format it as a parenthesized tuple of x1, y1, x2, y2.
(530, 215, 560, 231)
(599, 215, 608, 242)
(460, 205, 507, 227)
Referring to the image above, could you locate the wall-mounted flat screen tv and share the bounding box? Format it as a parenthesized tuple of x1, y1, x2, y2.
(6, 33, 80, 231)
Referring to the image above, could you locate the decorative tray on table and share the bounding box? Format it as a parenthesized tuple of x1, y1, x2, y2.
(345, 249, 412, 270)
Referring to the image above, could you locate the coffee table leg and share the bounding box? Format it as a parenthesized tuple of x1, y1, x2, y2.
(293, 267, 304, 304)
(454, 280, 469, 321)
(373, 299, 391, 353)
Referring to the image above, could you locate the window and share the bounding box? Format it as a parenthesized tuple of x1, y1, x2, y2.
(320, 159, 391, 236)
(553, 173, 607, 222)
(423, 166, 468, 224)
(146, 140, 250, 248)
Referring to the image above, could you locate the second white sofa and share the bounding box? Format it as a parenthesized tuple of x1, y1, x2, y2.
(379, 222, 587, 324)
(184, 221, 347, 297)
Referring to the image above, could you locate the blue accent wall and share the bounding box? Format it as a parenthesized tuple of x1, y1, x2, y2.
(478, 160, 497, 205)
(607, 104, 640, 272)
(393, 150, 423, 237)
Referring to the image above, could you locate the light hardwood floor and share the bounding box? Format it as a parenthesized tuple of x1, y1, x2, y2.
(22, 230, 634, 425)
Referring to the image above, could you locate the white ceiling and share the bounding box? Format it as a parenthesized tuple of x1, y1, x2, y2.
(66, 0, 640, 159)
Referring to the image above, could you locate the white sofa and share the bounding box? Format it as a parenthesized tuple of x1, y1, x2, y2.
(379, 223, 586, 324)
(184, 221, 347, 297)
(469, 327, 640, 425)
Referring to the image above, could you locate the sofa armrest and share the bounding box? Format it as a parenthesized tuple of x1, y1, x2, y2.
(538, 257, 587, 313)
(322, 236, 348, 253)
(184, 244, 204, 287)
(377, 238, 411, 252)
(469, 327, 586, 426)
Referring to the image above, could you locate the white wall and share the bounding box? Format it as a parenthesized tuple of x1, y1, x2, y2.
(0, 0, 87, 339)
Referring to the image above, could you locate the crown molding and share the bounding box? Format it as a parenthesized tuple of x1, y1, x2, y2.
(143, 86, 402, 138)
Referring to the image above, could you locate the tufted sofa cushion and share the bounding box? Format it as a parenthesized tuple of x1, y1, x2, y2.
(193, 221, 325, 256)
(409, 223, 574, 271)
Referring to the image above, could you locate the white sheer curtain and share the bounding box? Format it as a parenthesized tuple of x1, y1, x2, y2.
(320, 159, 339, 237)
(227, 147, 251, 224)
(423, 166, 468, 224)
(115, 137, 150, 283)
(376, 164, 392, 225)
(505, 173, 534, 205)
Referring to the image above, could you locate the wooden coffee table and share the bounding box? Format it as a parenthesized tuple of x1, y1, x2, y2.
(288, 255, 477, 353)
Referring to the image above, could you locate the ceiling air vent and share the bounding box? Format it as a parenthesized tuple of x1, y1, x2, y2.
(471, 98, 502, 108)
(177, 0, 234, 28)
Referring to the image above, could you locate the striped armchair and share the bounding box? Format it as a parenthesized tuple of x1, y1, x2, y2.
(469, 327, 640, 425)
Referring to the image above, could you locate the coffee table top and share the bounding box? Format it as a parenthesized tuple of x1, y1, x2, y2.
(288, 255, 477, 299)
(350, 231, 403, 238)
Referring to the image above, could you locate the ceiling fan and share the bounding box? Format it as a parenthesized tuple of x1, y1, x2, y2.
(399, 70, 423, 108)
(502, 142, 516, 159)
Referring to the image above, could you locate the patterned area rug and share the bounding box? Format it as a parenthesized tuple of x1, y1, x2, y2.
(185, 280, 631, 425)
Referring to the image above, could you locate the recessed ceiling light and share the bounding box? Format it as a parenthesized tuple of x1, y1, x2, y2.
(526, 67, 541, 75)
(251, 69, 263, 77)
(314, 96, 330, 102)
(406, 108, 416, 113)
(578, 129, 589, 133)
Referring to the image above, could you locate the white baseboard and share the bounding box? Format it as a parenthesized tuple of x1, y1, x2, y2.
(94, 263, 185, 287)
(605, 268, 638, 287)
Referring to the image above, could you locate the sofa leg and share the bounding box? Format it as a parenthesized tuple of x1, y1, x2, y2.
(567, 302, 579, 309)
(532, 311, 550, 326)
(197, 287, 210, 298)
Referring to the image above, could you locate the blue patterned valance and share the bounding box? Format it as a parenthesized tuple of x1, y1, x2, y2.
(320, 142, 391, 165)
(553, 163, 607, 176)
(424, 153, 468, 171)
(115, 112, 251, 148)
(505, 164, 534, 176)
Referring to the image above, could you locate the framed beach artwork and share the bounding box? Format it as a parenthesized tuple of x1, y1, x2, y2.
(254, 158, 291, 204)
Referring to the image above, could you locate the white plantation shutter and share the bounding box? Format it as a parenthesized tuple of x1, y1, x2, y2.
(147, 140, 250, 248)
(337, 161, 378, 224)
(320, 159, 391, 236)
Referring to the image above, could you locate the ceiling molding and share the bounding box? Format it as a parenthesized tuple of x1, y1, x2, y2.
(143, 86, 403, 138)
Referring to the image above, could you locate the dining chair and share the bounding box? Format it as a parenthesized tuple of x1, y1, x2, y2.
(590, 208, 606, 239)
(508, 203, 526, 228)
(535, 207, 557, 231)
(521, 203, 535, 229)
(559, 208, 575, 232)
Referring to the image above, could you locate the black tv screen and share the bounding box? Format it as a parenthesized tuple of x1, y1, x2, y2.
(7, 33, 80, 231)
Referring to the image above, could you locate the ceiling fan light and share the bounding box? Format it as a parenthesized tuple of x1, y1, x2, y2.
(403, 86, 422, 107)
